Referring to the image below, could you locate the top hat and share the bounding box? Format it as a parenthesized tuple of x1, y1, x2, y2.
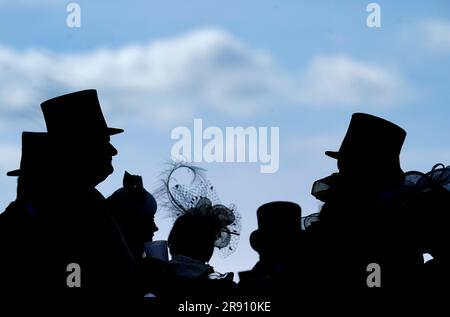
(325, 113, 406, 174)
(7, 132, 50, 177)
(250, 201, 302, 251)
(40, 89, 123, 139)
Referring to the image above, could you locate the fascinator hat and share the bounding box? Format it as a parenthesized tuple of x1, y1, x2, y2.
(157, 163, 241, 257)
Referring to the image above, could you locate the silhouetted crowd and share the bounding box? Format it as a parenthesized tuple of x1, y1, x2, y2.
(0, 90, 448, 307)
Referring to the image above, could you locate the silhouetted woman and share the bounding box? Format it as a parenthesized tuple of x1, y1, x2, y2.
(107, 171, 158, 260)
(156, 163, 241, 298)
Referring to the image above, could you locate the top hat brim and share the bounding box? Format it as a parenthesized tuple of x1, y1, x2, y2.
(6, 169, 20, 177)
(325, 151, 339, 159)
(108, 127, 124, 135)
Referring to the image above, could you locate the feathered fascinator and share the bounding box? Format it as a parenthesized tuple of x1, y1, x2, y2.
(156, 163, 241, 257)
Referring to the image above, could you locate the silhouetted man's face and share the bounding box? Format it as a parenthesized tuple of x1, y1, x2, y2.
(71, 135, 118, 187)
(90, 138, 118, 185)
(337, 158, 365, 185)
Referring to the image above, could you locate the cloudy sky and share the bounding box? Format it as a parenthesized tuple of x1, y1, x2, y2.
(0, 0, 449, 275)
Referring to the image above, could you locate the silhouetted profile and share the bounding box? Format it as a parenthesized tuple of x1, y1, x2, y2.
(34, 90, 138, 300)
(312, 113, 422, 289)
(107, 171, 158, 260)
(106, 171, 165, 297)
(41, 89, 123, 185)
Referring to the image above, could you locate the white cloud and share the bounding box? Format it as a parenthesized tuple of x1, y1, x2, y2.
(296, 55, 409, 108)
(401, 19, 450, 54)
(420, 20, 450, 53)
(0, 28, 410, 129)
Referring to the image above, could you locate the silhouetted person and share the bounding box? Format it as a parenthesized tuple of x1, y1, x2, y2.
(162, 198, 236, 298)
(0, 132, 54, 297)
(239, 201, 304, 296)
(106, 171, 165, 297)
(313, 113, 422, 289)
(33, 90, 138, 300)
(107, 171, 158, 260)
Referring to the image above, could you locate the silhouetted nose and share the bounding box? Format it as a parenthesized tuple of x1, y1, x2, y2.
(152, 222, 159, 233)
(109, 143, 118, 156)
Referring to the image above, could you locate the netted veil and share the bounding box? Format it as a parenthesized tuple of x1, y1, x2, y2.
(156, 162, 241, 257)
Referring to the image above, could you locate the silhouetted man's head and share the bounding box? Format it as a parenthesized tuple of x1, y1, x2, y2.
(250, 201, 302, 263)
(7, 132, 54, 202)
(40, 89, 123, 187)
(73, 135, 118, 186)
(325, 113, 406, 189)
(168, 212, 220, 263)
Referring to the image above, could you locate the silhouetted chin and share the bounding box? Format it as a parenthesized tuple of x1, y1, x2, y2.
(103, 159, 114, 175)
(108, 163, 114, 175)
(92, 164, 114, 186)
(104, 164, 114, 179)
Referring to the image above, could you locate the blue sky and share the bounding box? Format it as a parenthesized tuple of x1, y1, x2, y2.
(0, 0, 449, 275)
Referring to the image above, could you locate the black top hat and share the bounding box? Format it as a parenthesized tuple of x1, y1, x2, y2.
(40, 89, 123, 139)
(7, 132, 50, 177)
(250, 201, 302, 251)
(325, 113, 406, 174)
